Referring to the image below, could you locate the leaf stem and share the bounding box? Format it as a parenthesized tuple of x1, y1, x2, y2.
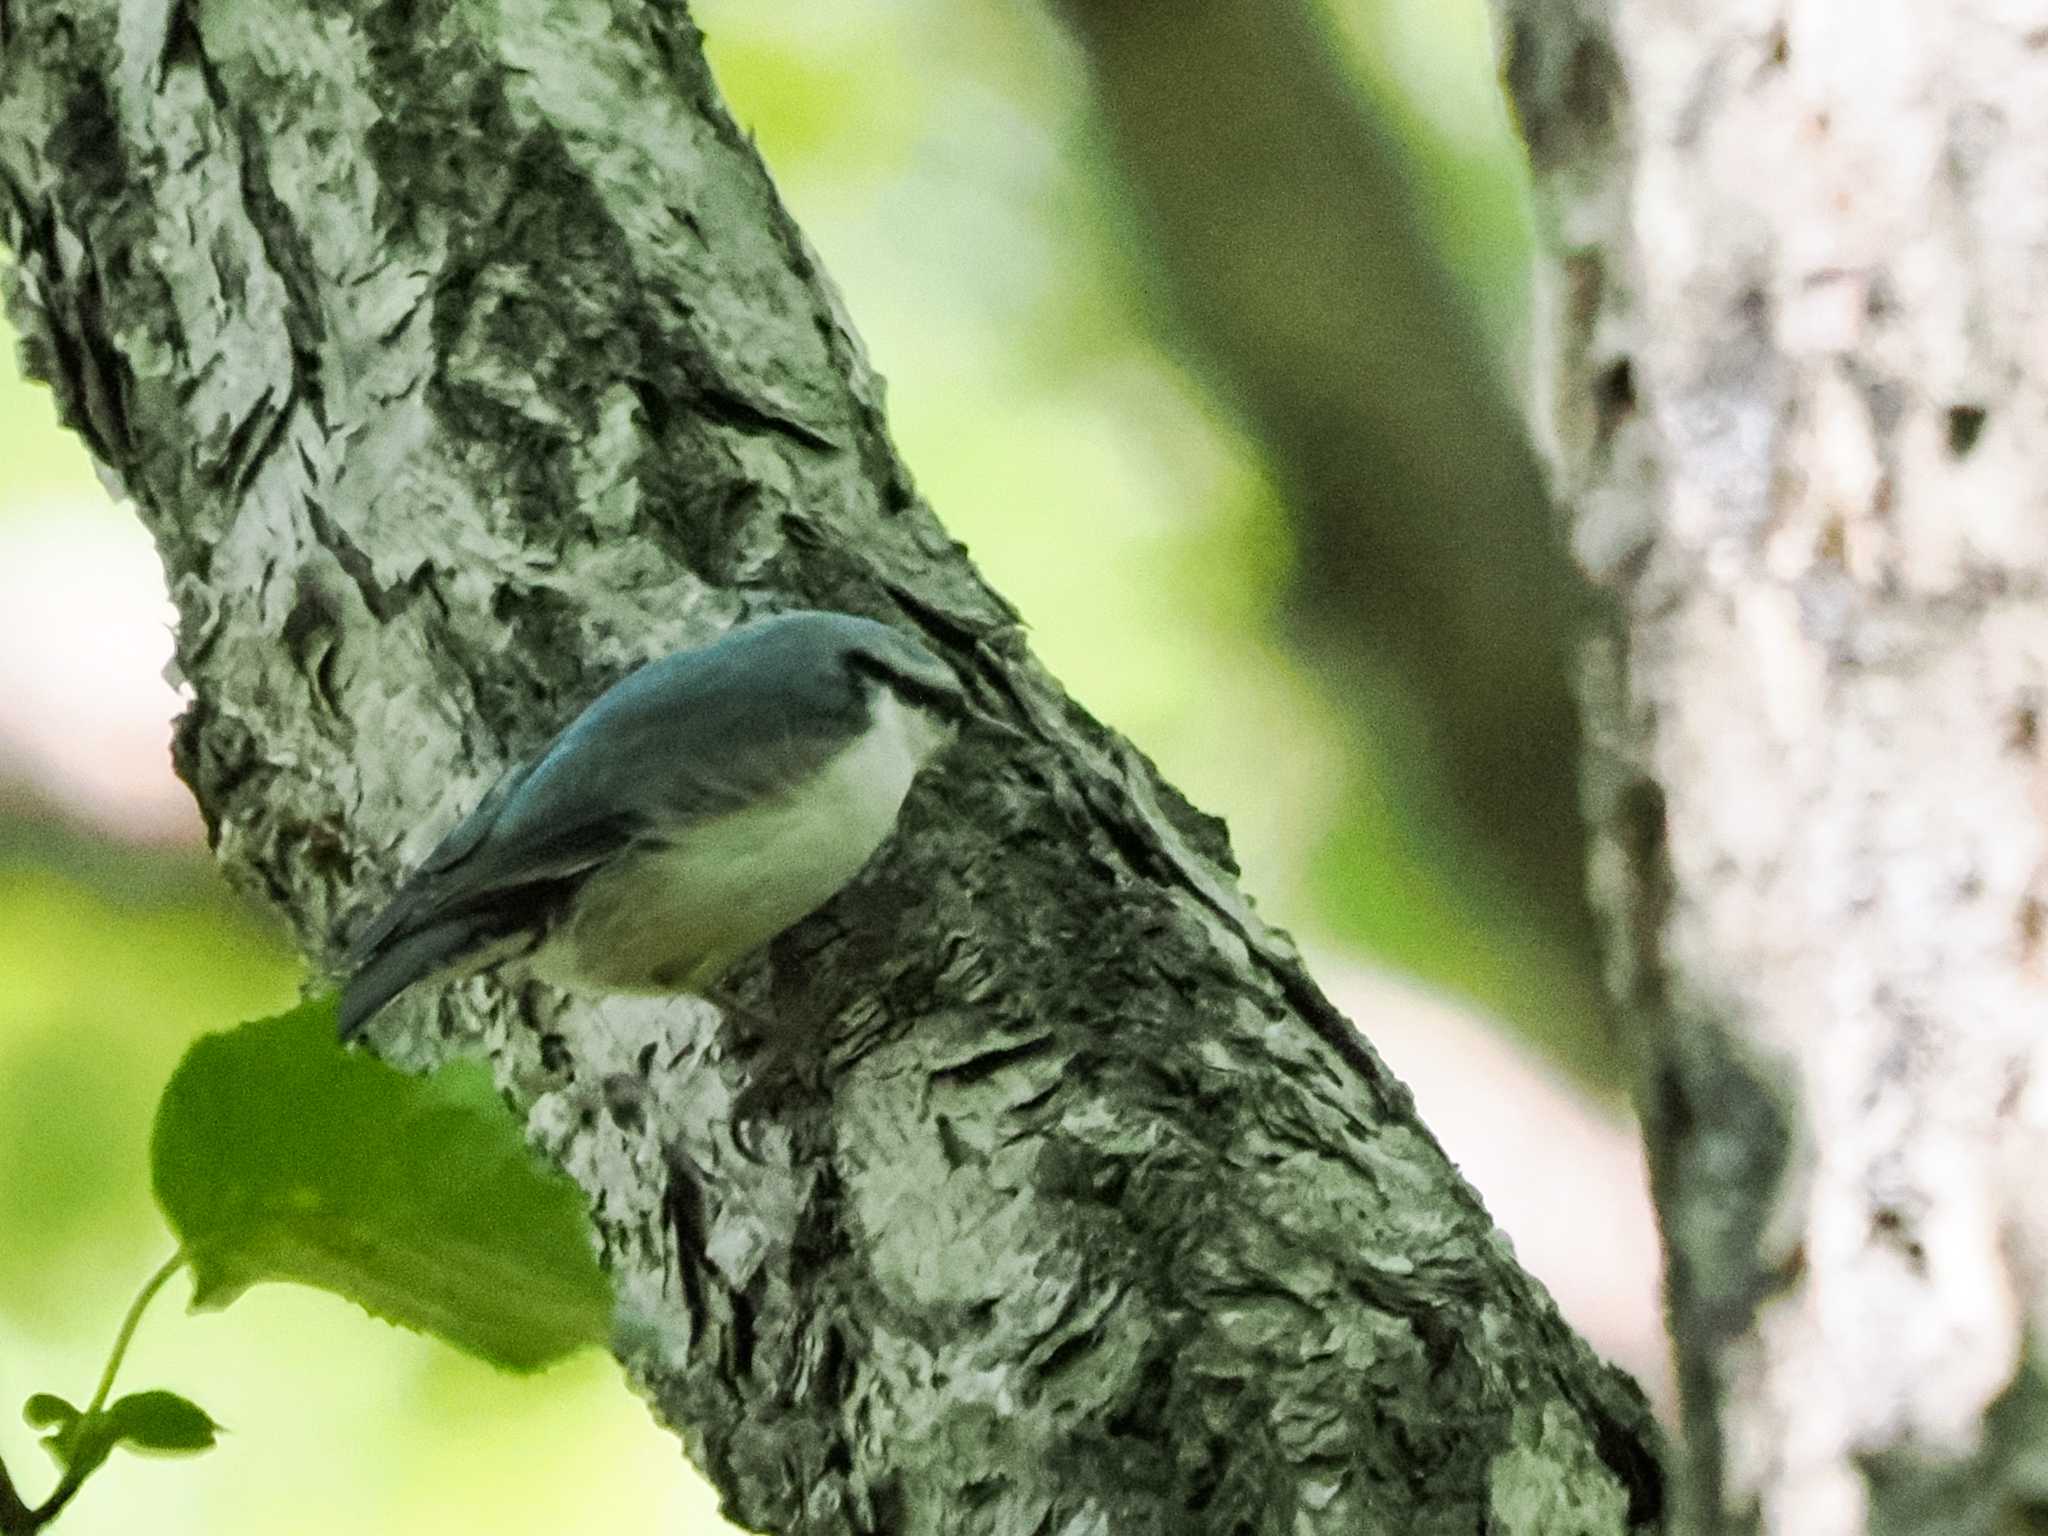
(11, 1253, 189, 1532)
(0, 1449, 32, 1533)
(85, 1251, 184, 1418)
(21, 1465, 83, 1531)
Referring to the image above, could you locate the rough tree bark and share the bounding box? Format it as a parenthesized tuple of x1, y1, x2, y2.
(0, 3, 1658, 1532)
(1505, 3, 2048, 1533)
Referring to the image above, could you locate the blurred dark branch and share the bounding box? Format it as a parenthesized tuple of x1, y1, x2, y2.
(0, 1452, 29, 1533)
(1056, 0, 1605, 1026)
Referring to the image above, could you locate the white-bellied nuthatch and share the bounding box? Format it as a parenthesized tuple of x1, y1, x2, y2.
(337, 610, 976, 1040)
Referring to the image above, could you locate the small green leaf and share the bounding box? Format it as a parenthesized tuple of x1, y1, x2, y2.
(150, 995, 613, 1371)
(22, 1393, 79, 1433)
(30, 1408, 113, 1480)
(102, 1391, 220, 1454)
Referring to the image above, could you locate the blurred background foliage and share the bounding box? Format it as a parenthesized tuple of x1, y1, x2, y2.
(0, 0, 1639, 1531)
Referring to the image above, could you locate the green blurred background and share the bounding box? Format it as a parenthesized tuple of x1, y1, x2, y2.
(0, 2, 1654, 1531)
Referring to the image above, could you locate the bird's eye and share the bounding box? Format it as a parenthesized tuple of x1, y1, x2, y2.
(910, 681, 969, 715)
(845, 640, 969, 716)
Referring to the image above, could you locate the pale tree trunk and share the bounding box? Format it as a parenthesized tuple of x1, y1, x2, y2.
(1504, 2, 2048, 1533)
(0, 3, 1659, 1532)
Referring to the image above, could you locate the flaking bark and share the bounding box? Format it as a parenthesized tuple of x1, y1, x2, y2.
(1503, 2, 2048, 1532)
(0, 3, 1658, 1531)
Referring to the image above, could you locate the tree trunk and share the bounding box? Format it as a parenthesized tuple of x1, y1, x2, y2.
(0, 4, 1658, 1531)
(1504, 3, 2048, 1532)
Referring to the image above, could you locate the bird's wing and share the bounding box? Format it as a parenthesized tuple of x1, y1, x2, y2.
(347, 758, 533, 962)
(338, 789, 646, 1040)
(490, 676, 861, 850)
(646, 711, 857, 823)
(346, 650, 859, 969)
(348, 758, 643, 968)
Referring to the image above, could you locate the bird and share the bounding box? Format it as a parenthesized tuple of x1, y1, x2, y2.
(336, 610, 977, 1041)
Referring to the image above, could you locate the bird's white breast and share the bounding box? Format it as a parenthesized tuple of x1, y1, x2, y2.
(530, 690, 953, 996)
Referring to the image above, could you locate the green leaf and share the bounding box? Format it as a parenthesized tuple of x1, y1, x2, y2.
(22, 1393, 79, 1433)
(150, 995, 613, 1371)
(27, 1396, 112, 1479)
(101, 1391, 220, 1455)
(22, 1390, 219, 1482)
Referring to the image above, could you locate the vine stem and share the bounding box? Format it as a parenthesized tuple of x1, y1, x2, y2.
(8, 1251, 189, 1533)
(84, 1251, 185, 1417)
(0, 1449, 31, 1532)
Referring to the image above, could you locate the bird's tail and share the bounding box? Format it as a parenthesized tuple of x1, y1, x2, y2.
(337, 918, 485, 1041)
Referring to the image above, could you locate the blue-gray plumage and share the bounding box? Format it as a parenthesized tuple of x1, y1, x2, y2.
(337, 611, 971, 1040)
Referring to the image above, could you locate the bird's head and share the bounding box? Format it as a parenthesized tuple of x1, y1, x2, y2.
(843, 624, 967, 715)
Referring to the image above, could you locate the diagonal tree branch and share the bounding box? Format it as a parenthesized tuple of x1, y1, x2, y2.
(0, 3, 1658, 1531)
